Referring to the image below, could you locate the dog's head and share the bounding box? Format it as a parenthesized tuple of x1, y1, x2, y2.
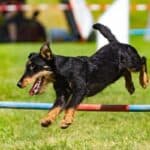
(17, 42, 55, 96)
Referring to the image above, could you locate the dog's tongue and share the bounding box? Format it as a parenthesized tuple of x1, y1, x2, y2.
(29, 78, 42, 96)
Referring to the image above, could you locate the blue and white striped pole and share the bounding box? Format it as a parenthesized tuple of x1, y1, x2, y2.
(0, 102, 149, 112)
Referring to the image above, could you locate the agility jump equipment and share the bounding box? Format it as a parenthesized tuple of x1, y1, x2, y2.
(0, 102, 150, 112)
(0, 3, 149, 36)
(0, 4, 150, 12)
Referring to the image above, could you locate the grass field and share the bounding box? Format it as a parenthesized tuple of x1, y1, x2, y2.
(0, 36, 150, 149)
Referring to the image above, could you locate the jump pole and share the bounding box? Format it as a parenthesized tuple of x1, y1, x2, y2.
(0, 102, 150, 112)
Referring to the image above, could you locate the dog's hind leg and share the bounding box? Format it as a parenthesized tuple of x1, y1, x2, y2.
(139, 57, 149, 88)
(123, 70, 135, 94)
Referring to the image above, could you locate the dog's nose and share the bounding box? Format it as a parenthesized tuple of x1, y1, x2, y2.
(17, 81, 22, 88)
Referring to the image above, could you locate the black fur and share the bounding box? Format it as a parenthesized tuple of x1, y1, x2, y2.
(17, 23, 149, 128)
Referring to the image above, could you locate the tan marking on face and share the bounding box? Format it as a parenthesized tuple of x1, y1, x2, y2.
(22, 70, 54, 88)
(38, 72, 55, 94)
(21, 77, 33, 88)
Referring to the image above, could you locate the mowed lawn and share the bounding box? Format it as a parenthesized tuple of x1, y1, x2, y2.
(0, 37, 150, 149)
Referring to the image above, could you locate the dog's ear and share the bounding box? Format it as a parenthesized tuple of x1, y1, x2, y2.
(28, 52, 36, 59)
(40, 42, 53, 60)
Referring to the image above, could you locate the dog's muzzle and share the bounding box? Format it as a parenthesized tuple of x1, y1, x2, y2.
(17, 81, 23, 88)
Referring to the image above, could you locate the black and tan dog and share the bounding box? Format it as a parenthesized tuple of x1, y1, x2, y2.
(17, 23, 149, 129)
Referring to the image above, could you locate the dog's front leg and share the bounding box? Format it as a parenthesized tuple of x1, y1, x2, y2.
(41, 96, 64, 127)
(60, 78, 86, 129)
(41, 89, 70, 127)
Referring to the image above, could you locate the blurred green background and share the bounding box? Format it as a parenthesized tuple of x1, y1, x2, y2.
(27, 0, 150, 4)
(25, 0, 150, 29)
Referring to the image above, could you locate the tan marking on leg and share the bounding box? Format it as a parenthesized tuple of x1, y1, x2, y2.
(139, 65, 149, 88)
(60, 108, 76, 129)
(41, 106, 62, 127)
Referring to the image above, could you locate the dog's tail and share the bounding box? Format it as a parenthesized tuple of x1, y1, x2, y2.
(93, 23, 118, 43)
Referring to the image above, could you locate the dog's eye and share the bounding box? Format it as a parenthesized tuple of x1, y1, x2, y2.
(29, 64, 35, 70)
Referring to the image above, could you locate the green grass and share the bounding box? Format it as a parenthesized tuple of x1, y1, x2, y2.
(0, 37, 150, 149)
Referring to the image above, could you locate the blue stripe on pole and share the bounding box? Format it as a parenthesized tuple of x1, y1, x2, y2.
(128, 105, 150, 112)
(0, 102, 53, 110)
(130, 29, 150, 35)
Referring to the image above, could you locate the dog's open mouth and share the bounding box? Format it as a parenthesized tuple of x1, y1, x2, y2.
(18, 71, 54, 96)
(29, 77, 44, 96)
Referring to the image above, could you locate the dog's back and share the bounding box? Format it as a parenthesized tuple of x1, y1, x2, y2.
(92, 23, 143, 71)
(86, 23, 149, 96)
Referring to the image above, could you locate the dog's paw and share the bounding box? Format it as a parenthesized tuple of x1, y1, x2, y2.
(40, 117, 52, 127)
(140, 72, 149, 89)
(143, 74, 149, 88)
(126, 82, 135, 95)
(128, 84, 135, 95)
(60, 119, 72, 129)
(60, 108, 75, 129)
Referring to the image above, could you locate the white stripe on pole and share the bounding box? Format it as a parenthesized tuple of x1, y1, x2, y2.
(0, 4, 148, 12)
(96, 0, 129, 49)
